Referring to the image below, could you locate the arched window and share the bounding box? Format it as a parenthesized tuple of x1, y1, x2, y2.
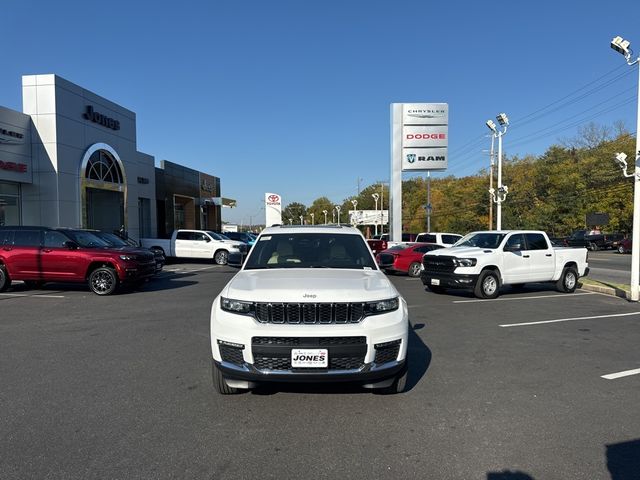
(85, 150, 124, 184)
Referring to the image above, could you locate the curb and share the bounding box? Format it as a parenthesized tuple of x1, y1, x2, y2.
(579, 282, 630, 300)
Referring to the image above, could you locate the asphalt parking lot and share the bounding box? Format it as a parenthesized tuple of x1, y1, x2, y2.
(1, 264, 639, 479)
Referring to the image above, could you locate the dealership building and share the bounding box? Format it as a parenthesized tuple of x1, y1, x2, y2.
(0, 74, 229, 239)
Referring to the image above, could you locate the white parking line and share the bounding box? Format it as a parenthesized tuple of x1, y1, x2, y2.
(0, 293, 65, 298)
(454, 292, 594, 304)
(500, 311, 640, 328)
(602, 368, 640, 380)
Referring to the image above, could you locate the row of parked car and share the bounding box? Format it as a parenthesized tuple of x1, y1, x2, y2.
(0, 227, 256, 296)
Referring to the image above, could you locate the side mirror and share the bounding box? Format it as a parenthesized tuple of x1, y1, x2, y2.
(504, 243, 522, 252)
(64, 240, 79, 250)
(227, 252, 244, 268)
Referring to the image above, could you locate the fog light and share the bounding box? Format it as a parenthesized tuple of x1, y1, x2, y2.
(217, 339, 245, 349)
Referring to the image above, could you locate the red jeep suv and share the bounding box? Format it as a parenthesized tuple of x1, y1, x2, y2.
(0, 226, 156, 295)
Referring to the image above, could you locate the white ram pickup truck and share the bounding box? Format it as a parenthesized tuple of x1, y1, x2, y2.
(210, 225, 410, 395)
(140, 229, 247, 265)
(420, 230, 589, 299)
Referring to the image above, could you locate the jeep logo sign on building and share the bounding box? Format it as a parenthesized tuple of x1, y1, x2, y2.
(393, 103, 448, 172)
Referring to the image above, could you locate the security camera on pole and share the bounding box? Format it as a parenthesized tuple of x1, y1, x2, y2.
(611, 35, 640, 301)
(486, 113, 509, 230)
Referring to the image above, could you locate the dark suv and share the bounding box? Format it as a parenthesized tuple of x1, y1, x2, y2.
(0, 226, 156, 295)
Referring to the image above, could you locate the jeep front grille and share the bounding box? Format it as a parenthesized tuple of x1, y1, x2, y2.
(253, 302, 365, 324)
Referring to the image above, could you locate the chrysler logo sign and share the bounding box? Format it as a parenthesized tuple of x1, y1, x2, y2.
(83, 105, 120, 131)
(407, 109, 446, 119)
(0, 127, 24, 144)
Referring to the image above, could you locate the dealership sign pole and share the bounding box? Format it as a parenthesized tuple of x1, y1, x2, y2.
(264, 193, 282, 226)
(390, 103, 448, 242)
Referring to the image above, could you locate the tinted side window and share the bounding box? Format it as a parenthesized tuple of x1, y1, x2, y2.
(194, 233, 208, 241)
(176, 231, 191, 240)
(0, 229, 14, 245)
(443, 235, 462, 244)
(414, 246, 429, 253)
(505, 234, 526, 251)
(417, 234, 436, 243)
(44, 231, 71, 248)
(525, 233, 548, 250)
(13, 230, 41, 247)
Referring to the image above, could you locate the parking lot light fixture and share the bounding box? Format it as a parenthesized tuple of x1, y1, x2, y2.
(335, 205, 341, 224)
(486, 114, 509, 230)
(310, 212, 315, 225)
(322, 209, 328, 225)
(372, 193, 380, 235)
(299, 215, 304, 225)
(611, 35, 640, 301)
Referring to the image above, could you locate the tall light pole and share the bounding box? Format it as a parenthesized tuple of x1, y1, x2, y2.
(611, 35, 640, 301)
(323, 209, 328, 225)
(299, 215, 304, 225)
(486, 114, 509, 230)
(289, 218, 293, 225)
(351, 200, 358, 226)
(372, 193, 380, 235)
(310, 212, 315, 225)
(332, 208, 336, 224)
(488, 134, 496, 230)
(335, 205, 341, 224)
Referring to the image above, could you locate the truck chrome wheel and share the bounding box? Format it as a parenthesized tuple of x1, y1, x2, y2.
(482, 276, 497, 295)
(474, 270, 500, 299)
(557, 267, 578, 293)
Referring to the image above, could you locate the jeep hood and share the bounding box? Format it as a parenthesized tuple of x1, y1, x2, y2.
(223, 269, 397, 303)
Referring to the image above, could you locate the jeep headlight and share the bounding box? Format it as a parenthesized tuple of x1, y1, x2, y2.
(220, 297, 253, 314)
(119, 254, 137, 261)
(365, 297, 399, 315)
(454, 258, 477, 267)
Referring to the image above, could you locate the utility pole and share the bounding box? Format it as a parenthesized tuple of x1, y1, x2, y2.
(426, 172, 431, 232)
(357, 177, 363, 196)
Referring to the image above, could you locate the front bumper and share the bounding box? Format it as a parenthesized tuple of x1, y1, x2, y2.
(210, 297, 409, 383)
(214, 358, 405, 384)
(118, 260, 157, 281)
(420, 271, 478, 289)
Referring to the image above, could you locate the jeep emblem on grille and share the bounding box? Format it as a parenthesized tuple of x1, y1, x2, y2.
(303, 294, 317, 298)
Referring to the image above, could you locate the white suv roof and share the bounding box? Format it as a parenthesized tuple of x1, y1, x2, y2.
(260, 225, 363, 236)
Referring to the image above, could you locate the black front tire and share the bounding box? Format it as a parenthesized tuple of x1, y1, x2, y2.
(556, 267, 578, 293)
(212, 361, 240, 395)
(88, 267, 119, 296)
(474, 270, 500, 299)
(0, 265, 11, 292)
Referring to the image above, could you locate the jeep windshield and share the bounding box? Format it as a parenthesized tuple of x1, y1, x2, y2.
(64, 230, 112, 248)
(244, 233, 377, 270)
(454, 233, 506, 249)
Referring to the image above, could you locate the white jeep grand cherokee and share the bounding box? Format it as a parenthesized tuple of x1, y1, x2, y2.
(210, 225, 409, 394)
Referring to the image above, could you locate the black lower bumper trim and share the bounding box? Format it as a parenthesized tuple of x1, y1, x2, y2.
(420, 271, 478, 289)
(214, 359, 405, 384)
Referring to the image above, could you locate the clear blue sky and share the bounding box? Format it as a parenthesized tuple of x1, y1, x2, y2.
(2, 0, 639, 225)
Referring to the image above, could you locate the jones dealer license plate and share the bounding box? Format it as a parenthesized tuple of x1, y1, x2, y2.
(291, 349, 328, 368)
